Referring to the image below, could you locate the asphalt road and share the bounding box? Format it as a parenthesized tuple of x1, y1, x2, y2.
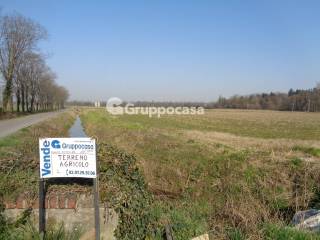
(0, 110, 65, 138)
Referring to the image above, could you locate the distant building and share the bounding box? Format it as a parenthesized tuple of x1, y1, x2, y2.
(94, 101, 101, 107)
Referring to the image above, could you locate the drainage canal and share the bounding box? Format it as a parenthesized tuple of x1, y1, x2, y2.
(69, 116, 87, 137)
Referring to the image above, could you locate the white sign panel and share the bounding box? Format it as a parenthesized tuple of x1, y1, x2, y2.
(39, 138, 96, 179)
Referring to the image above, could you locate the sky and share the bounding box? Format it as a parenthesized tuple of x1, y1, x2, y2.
(1, 0, 319, 101)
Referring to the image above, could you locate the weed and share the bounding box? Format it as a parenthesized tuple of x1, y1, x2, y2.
(293, 146, 320, 157)
(227, 228, 246, 240)
(263, 224, 320, 240)
(0, 111, 76, 200)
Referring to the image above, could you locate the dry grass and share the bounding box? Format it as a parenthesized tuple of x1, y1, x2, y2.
(80, 108, 320, 239)
(183, 130, 320, 164)
(0, 110, 77, 200)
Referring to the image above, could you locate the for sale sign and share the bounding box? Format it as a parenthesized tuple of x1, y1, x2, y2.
(39, 138, 96, 178)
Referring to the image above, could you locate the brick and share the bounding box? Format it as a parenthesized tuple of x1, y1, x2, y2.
(32, 199, 39, 209)
(58, 195, 66, 209)
(5, 201, 16, 209)
(16, 195, 26, 209)
(67, 195, 77, 209)
(49, 195, 58, 209)
(77, 194, 93, 208)
(45, 196, 49, 209)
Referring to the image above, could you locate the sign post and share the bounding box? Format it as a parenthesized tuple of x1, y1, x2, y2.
(39, 138, 100, 239)
(93, 143, 100, 240)
(39, 179, 45, 235)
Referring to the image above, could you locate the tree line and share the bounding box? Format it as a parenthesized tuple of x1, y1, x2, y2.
(213, 83, 320, 112)
(0, 12, 69, 113)
(127, 85, 320, 112)
(68, 84, 320, 113)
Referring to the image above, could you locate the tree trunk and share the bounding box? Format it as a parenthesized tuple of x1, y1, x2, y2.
(25, 93, 29, 112)
(21, 86, 25, 112)
(30, 95, 35, 112)
(16, 88, 21, 112)
(3, 78, 13, 112)
(26, 86, 30, 111)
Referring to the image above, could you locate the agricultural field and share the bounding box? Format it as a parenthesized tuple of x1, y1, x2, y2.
(1, 1, 320, 239)
(79, 108, 320, 239)
(1, 108, 320, 239)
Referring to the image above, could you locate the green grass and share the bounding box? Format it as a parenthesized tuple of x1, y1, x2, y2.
(80, 108, 320, 239)
(263, 224, 320, 240)
(293, 146, 320, 157)
(227, 224, 320, 240)
(227, 228, 246, 240)
(0, 208, 83, 240)
(0, 111, 75, 200)
(0, 135, 21, 148)
(82, 109, 320, 140)
(2, 108, 320, 239)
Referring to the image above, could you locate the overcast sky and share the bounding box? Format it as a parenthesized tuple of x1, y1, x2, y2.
(1, 0, 320, 101)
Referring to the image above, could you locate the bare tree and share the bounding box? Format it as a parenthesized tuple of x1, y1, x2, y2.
(0, 13, 47, 111)
(14, 51, 69, 112)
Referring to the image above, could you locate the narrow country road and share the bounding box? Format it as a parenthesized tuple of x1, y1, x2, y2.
(0, 110, 66, 138)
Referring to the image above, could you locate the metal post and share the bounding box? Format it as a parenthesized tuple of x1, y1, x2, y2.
(94, 143, 100, 240)
(39, 179, 45, 235)
(165, 225, 174, 240)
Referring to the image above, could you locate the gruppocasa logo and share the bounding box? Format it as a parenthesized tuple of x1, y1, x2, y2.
(106, 97, 205, 118)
